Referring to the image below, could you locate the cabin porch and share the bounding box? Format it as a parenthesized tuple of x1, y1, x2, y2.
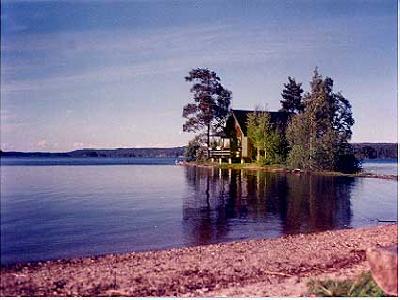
(208, 135, 246, 164)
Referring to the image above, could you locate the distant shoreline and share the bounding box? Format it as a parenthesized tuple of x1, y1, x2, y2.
(0, 143, 397, 160)
(0, 147, 185, 159)
(1, 224, 397, 297)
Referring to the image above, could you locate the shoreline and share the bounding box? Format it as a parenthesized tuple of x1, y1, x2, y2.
(182, 161, 398, 180)
(1, 224, 397, 296)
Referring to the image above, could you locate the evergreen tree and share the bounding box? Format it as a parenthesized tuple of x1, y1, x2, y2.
(286, 112, 311, 169)
(286, 68, 359, 173)
(182, 68, 232, 157)
(280, 76, 304, 114)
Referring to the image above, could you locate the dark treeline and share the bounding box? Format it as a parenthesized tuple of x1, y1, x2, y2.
(0, 144, 396, 159)
(352, 143, 397, 160)
(0, 147, 185, 158)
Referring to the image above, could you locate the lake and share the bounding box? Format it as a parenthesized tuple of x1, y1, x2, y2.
(0, 158, 397, 265)
(361, 159, 398, 175)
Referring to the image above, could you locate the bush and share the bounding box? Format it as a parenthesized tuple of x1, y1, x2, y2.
(184, 134, 207, 162)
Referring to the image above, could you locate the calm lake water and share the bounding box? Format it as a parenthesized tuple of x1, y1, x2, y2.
(1, 158, 397, 265)
(362, 159, 398, 175)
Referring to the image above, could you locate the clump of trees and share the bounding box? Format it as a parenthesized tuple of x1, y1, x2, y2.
(285, 68, 360, 173)
(182, 67, 359, 173)
(182, 68, 232, 158)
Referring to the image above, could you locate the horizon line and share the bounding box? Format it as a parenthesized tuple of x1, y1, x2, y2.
(1, 141, 398, 154)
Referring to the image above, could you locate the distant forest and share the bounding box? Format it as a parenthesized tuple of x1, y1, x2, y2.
(0, 147, 185, 158)
(0, 143, 397, 160)
(352, 143, 397, 160)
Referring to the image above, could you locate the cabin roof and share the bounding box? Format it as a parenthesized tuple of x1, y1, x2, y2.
(231, 109, 292, 136)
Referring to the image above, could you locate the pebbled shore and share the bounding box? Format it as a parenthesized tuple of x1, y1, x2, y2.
(1, 224, 397, 297)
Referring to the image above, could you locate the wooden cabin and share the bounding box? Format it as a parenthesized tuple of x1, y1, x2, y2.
(209, 109, 291, 163)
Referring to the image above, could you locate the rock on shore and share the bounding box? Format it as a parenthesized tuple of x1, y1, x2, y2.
(1, 224, 397, 297)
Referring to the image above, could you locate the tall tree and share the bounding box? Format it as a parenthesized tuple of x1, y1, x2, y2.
(182, 68, 232, 157)
(247, 110, 283, 164)
(286, 112, 311, 169)
(247, 111, 268, 162)
(286, 68, 359, 172)
(280, 76, 304, 114)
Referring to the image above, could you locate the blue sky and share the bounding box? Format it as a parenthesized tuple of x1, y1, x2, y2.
(1, 0, 397, 152)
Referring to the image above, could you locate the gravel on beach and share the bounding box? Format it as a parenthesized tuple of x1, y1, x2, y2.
(1, 224, 397, 297)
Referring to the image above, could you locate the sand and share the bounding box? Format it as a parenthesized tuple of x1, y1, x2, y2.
(1, 224, 397, 297)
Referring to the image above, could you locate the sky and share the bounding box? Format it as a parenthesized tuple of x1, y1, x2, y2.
(0, 0, 397, 152)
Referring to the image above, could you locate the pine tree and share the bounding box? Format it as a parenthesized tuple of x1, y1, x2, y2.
(182, 68, 232, 157)
(280, 76, 304, 114)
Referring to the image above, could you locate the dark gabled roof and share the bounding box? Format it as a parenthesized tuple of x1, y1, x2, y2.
(231, 109, 292, 136)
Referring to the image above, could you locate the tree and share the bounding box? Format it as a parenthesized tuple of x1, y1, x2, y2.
(247, 109, 283, 165)
(280, 76, 304, 114)
(263, 128, 283, 165)
(247, 111, 268, 162)
(182, 68, 232, 157)
(184, 134, 207, 162)
(286, 68, 359, 173)
(286, 112, 311, 169)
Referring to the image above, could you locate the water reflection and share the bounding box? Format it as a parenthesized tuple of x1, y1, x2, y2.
(183, 167, 354, 244)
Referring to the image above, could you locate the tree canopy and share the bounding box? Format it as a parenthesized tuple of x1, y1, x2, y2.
(182, 68, 232, 153)
(286, 68, 359, 173)
(247, 110, 283, 165)
(280, 76, 304, 114)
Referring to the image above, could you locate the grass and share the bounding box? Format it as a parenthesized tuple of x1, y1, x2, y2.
(307, 272, 386, 297)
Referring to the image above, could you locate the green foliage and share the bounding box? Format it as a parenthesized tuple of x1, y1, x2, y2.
(287, 144, 309, 169)
(264, 129, 284, 164)
(182, 68, 232, 152)
(247, 110, 284, 165)
(286, 112, 311, 169)
(286, 68, 360, 173)
(184, 134, 207, 162)
(307, 272, 385, 297)
(280, 76, 304, 114)
(247, 111, 267, 158)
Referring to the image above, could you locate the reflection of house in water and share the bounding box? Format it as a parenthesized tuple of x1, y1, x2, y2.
(183, 167, 354, 245)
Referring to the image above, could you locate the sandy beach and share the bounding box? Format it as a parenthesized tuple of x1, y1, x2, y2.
(0, 224, 397, 297)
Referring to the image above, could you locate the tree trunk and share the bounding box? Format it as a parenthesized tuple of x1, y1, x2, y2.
(257, 148, 260, 162)
(207, 124, 210, 159)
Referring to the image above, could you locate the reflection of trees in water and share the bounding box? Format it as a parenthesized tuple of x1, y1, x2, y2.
(183, 167, 354, 245)
(284, 175, 353, 234)
(182, 167, 230, 245)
